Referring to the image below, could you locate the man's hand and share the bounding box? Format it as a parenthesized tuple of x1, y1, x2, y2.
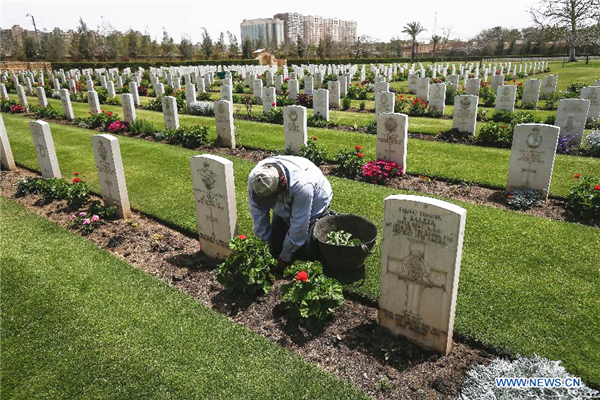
(277, 256, 293, 271)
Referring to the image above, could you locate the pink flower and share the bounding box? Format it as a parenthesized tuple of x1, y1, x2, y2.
(91, 215, 100, 222)
(82, 218, 91, 225)
(79, 212, 87, 217)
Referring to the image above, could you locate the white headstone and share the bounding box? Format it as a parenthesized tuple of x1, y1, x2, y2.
(16, 85, 28, 107)
(190, 154, 238, 259)
(107, 81, 116, 98)
(288, 79, 299, 100)
(262, 87, 276, 114)
(580, 86, 600, 121)
(155, 83, 165, 97)
(30, 120, 61, 179)
(379, 195, 466, 355)
(416, 78, 430, 101)
(465, 78, 480, 96)
(253, 79, 263, 98)
(491, 74, 504, 92)
(87, 91, 101, 114)
(162, 96, 180, 131)
(0, 84, 8, 100)
(429, 83, 446, 114)
(313, 89, 330, 121)
(522, 79, 541, 107)
(328, 81, 340, 108)
(408, 73, 418, 93)
(0, 114, 16, 170)
(495, 85, 517, 112)
(377, 113, 408, 171)
(215, 100, 235, 148)
(452, 95, 478, 135)
(304, 76, 314, 93)
(185, 83, 197, 107)
(375, 82, 390, 93)
(506, 124, 560, 199)
(129, 81, 140, 106)
(36, 86, 48, 107)
(541, 75, 558, 98)
(121, 93, 136, 124)
(92, 134, 131, 218)
(284, 105, 307, 154)
(376, 91, 395, 114)
(555, 99, 590, 146)
(59, 89, 75, 120)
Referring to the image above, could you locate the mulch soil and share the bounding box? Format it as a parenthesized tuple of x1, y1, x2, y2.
(1, 168, 495, 399)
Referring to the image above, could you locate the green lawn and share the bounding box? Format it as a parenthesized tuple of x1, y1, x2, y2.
(3, 114, 599, 385)
(0, 198, 367, 399)
(10, 98, 600, 198)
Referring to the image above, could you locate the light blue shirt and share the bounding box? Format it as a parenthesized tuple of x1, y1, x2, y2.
(248, 156, 333, 262)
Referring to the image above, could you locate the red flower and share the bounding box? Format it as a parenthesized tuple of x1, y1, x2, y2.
(295, 271, 308, 282)
(357, 153, 363, 158)
(72, 178, 81, 183)
(312, 136, 318, 140)
(74, 172, 79, 175)
(101, 109, 105, 113)
(238, 235, 247, 240)
(574, 174, 581, 179)
(271, 102, 276, 106)
(355, 145, 361, 151)
(594, 185, 600, 191)
(107, 112, 113, 116)
(508, 195, 513, 198)
(501, 125, 507, 129)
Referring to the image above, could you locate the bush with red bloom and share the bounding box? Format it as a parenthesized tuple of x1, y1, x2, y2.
(138, 85, 148, 96)
(296, 92, 313, 108)
(238, 234, 247, 240)
(566, 174, 600, 219)
(355, 145, 361, 151)
(10, 104, 25, 114)
(108, 120, 130, 134)
(271, 102, 276, 107)
(334, 145, 365, 178)
(295, 271, 308, 282)
(361, 160, 403, 185)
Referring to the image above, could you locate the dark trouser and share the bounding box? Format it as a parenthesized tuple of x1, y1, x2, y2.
(270, 209, 331, 261)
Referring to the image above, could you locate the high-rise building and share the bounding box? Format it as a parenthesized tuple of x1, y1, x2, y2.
(240, 18, 285, 47)
(272, 13, 357, 46)
(274, 12, 304, 44)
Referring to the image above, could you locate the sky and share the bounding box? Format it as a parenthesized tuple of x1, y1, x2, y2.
(2, 0, 538, 44)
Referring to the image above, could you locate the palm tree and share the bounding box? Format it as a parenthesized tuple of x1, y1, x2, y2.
(402, 22, 427, 63)
(431, 35, 442, 61)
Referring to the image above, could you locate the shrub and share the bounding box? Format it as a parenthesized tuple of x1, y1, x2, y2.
(276, 95, 295, 106)
(137, 85, 148, 96)
(197, 92, 212, 101)
(347, 84, 369, 100)
(477, 109, 489, 122)
(296, 93, 313, 108)
(542, 92, 562, 110)
(107, 120, 129, 134)
(76, 109, 120, 131)
(129, 118, 157, 136)
(69, 200, 117, 235)
(281, 262, 344, 331)
(16, 172, 90, 209)
(566, 174, 600, 219)
(163, 125, 209, 148)
(0, 99, 17, 113)
(492, 110, 514, 123)
(299, 136, 326, 166)
(233, 82, 246, 94)
(365, 120, 377, 134)
(477, 122, 513, 146)
(9, 104, 25, 114)
(436, 128, 474, 143)
(307, 114, 329, 128)
(96, 88, 108, 103)
(584, 131, 600, 157)
(334, 145, 365, 177)
(359, 101, 366, 111)
(361, 160, 403, 184)
(187, 101, 215, 116)
(445, 83, 461, 105)
(104, 96, 121, 106)
(563, 81, 589, 98)
(543, 114, 556, 125)
(506, 189, 543, 210)
(259, 107, 283, 124)
(511, 111, 542, 125)
(217, 235, 275, 295)
(407, 97, 428, 116)
(341, 96, 352, 110)
(479, 84, 496, 107)
(557, 134, 578, 155)
(145, 94, 185, 112)
(30, 105, 59, 119)
(521, 101, 537, 110)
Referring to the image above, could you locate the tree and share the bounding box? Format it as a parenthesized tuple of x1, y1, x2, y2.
(140, 32, 152, 58)
(23, 36, 40, 60)
(430, 35, 442, 60)
(227, 31, 239, 58)
(41, 28, 66, 61)
(200, 28, 213, 59)
(402, 21, 426, 63)
(126, 29, 140, 59)
(530, 0, 600, 61)
(474, 27, 505, 67)
(71, 18, 95, 60)
(161, 28, 176, 60)
(296, 36, 305, 59)
(179, 34, 194, 59)
(352, 34, 375, 58)
(214, 32, 226, 58)
(242, 39, 253, 59)
(439, 26, 454, 62)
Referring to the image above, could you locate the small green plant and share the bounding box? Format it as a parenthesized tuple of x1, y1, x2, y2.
(307, 114, 329, 128)
(542, 92, 562, 110)
(341, 96, 352, 110)
(436, 128, 474, 144)
(281, 262, 344, 331)
(163, 125, 209, 148)
(217, 235, 275, 295)
(197, 92, 212, 101)
(333, 145, 365, 177)
(479, 84, 496, 107)
(359, 101, 366, 111)
(16, 172, 90, 209)
(326, 230, 361, 246)
(29, 105, 59, 119)
(584, 131, 600, 157)
(376, 377, 393, 392)
(365, 120, 377, 134)
(492, 110, 514, 123)
(299, 136, 327, 166)
(129, 118, 157, 137)
(506, 189, 543, 210)
(477, 122, 513, 146)
(566, 174, 600, 219)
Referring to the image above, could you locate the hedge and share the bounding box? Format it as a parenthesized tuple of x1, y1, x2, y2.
(51, 59, 259, 70)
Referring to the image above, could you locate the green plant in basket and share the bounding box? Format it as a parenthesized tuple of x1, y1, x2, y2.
(217, 235, 275, 295)
(281, 262, 344, 331)
(326, 230, 361, 246)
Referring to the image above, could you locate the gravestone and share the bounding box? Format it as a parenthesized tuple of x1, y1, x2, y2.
(491, 74, 504, 92)
(36, 86, 48, 107)
(214, 100, 235, 148)
(283, 106, 307, 154)
(0, 114, 16, 170)
(116, 75, 123, 88)
(185, 83, 197, 107)
(328, 81, 340, 108)
(107, 81, 116, 98)
(288, 79, 299, 100)
(275, 75, 283, 94)
(522, 79, 541, 107)
(506, 124, 560, 199)
(379, 195, 466, 355)
(408, 73, 418, 93)
(0, 84, 8, 99)
(129, 81, 140, 106)
(253, 79, 263, 98)
(30, 120, 61, 179)
(16, 85, 28, 107)
(162, 96, 180, 130)
(541, 75, 558, 99)
(121, 93, 137, 123)
(555, 99, 590, 146)
(262, 87, 276, 114)
(447, 74, 459, 87)
(465, 78, 480, 96)
(220, 84, 232, 102)
(155, 83, 165, 97)
(197, 77, 206, 93)
(580, 86, 600, 121)
(87, 91, 101, 114)
(377, 112, 408, 170)
(495, 85, 517, 112)
(59, 89, 75, 120)
(313, 89, 329, 121)
(375, 82, 389, 93)
(338, 75, 348, 97)
(190, 154, 238, 259)
(452, 95, 478, 135)
(429, 83, 446, 114)
(92, 134, 131, 218)
(416, 77, 430, 101)
(304, 76, 314, 93)
(376, 92, 395, 114)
